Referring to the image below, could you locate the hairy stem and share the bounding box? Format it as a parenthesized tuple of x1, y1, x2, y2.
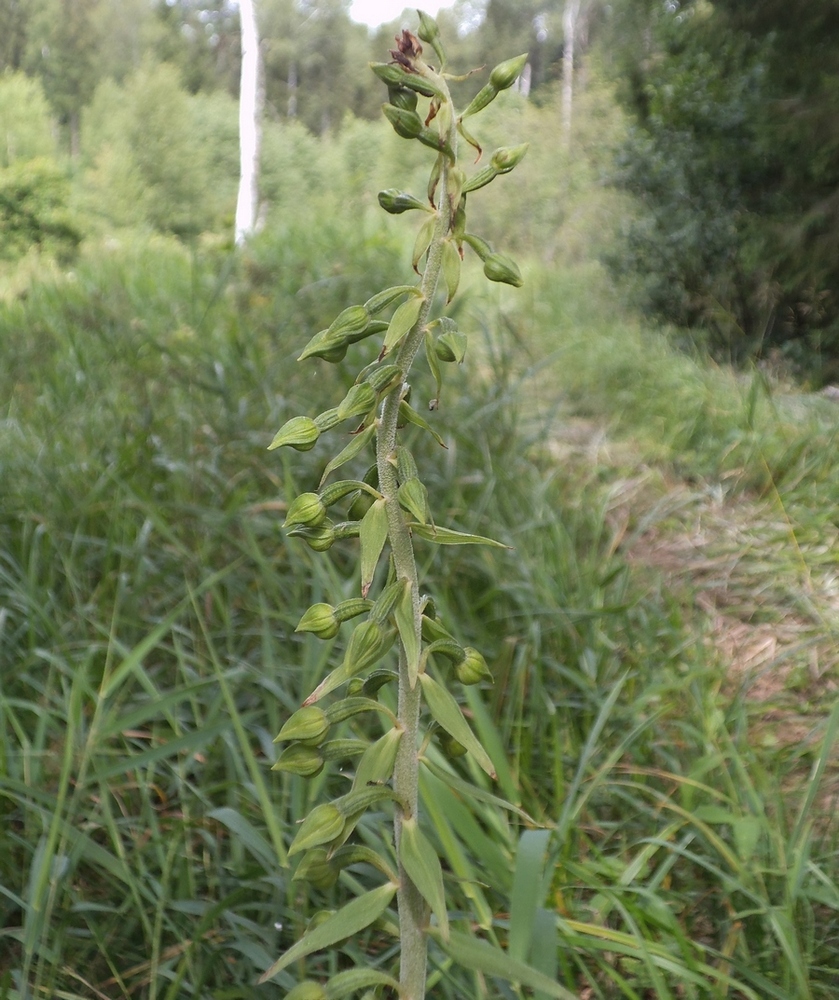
(376, 104, 456, 1000)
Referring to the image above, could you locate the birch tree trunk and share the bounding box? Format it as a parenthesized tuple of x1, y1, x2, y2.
(235, 0, 262, 246)
(562, 0, 582, 151)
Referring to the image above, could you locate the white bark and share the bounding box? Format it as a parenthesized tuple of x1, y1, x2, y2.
(235, 0, 262, 246)
(562, 0, 582, 151)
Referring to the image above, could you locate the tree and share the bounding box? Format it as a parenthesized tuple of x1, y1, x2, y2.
(235, 0, 262, 244)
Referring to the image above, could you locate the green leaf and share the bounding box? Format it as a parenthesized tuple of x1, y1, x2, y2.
(330, 843, 399, 883)
(359, 499, 388, 598)
(429, 929, 578, 1000)
(509, 829, 553, 963)
(424, 329, 443, 403)
(382, 294, 424, 358)
(394, 578, 420, 687)
(257, 883, 397, 983)
(324, 968, 401, 1000)
(319, 424, 376, 486)
(400, 815, 449, 939)
(419, 674, 496, 779)
(364, 283, 421, 315)
(411, 523, 509, 547)
(398, 401, 446, 447)
(412, 214, 436, 272)
(354, 726, 402, 788)
(441, 238, 461, 303)
(397, 477, 430, 525)
(304, 623, 396, 704)
(420, 756, 540, 824)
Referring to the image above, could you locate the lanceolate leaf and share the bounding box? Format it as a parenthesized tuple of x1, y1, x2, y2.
(319, 424, 376, 486)
(420, 756, 541, 825)
(429, 929, 578, 1000)
(441, 238, 461, 302)
(411, 523, 509, 548)
(382, 294, 425, 358)
(257, 883, 397, 983)
(419, 674, 496, 779)
(360, 499, 389, 597)
(399, 815, 449, 940)
(394, 578, 420, 688)
(354, 726, 402, 788)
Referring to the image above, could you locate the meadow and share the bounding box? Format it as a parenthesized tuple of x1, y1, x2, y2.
(2, 101, 839, 998)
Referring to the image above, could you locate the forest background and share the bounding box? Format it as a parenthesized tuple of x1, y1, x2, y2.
(2, 0, 839, 998)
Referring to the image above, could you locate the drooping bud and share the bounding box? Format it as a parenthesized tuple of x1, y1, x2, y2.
(268, 415, 319, 452)
(283, 981, 328, 1000)
(435, 329, 467, 363)
(334, 598, 375, 623)
(483, 252, 523, 287)
(438, 732, 468, 758)
(275, 705, 330, 745)
(296, 603, 340, 640)
(417, 10, 445, 68)
(288, 522, 336, 552)
(382, 104, 424, 139)
(314, 407, 342, 432)
(337, 382, 377, 422)
(490, 142, 529, 174)
(271, 743, 324, 777)
(454, 646, 493, 685)
(489, 53, 528, 92)
(387, 85, 418, 112)
(284, 492, 327, 529)
(377, 189, 431, 215)
(293, 848, 339, 891)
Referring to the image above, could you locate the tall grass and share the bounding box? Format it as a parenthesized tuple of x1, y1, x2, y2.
(1, 236, 838, 997)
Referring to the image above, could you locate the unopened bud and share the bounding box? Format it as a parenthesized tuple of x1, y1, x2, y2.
(455, 646, 493, 685)
(288, 522, 336, 552)
(387, 85, 418, 112)
(284, 981, 327, 1000)
(337, 382, 376, 421)
(489, 53, 528, 91)
(275, 705, 330, 745)
(288, 803, 345, 855)
(435, 329, 467, 363)
(438, 732, 468, 758)
(490, 142, 529, 173)
(382, 104, 424, 139)
(268, 415, 319, 452)
(483, 252, 523, 287)
(272, 744, 324, 777)
(377, 189, 430, 215)
(293, 848, 339, 890)
(296, 603, 340, 640)
(284, 492, 327, 529)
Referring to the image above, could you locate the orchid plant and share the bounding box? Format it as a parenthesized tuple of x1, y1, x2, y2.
(259, 13, 534, 999)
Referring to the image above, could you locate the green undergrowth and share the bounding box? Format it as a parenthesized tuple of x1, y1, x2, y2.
(1, 241, 838, 997)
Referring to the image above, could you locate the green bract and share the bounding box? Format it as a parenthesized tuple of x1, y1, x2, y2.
(267, 15, 526, 1000)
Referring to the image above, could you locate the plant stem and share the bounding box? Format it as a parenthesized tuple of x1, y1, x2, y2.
(376, 110, 456, 1000)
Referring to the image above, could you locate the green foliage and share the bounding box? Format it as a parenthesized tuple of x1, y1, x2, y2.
(0, 71, 56, 167)
(604, 0, 839, 377)
(0, 157, 81, 263)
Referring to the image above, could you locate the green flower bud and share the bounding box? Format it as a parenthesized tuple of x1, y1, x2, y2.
(337, 382, 376, 422)
(288, 522, 336, 552)
(462, 232, 493, 262)
(483, 252, 523, 287)
(438, 732, 468, 758)
(490, 142, 529, 173)
(377, 189, 430, 215)
(284, 492, 327, 529)
(271, 743, 324, 777)
(275, 705, 330, 745)
(371, 62, 442, 98)
(347, 678, 364, 696)
(296, 603, 340, 640)
(435, 329, 467, 363)
(268, 415, 319, 452)
(387, 85, 418, 112)
(455, 647, 493, 685)
(293, 848, 339, 890)
(489, 53, 528, 91)
(363, 363, 402, 394)
(417, 10, 441, 45)
(382, 103, 424, 139)
(284, 981, 328, 1000)
(397, 477, 430, 524)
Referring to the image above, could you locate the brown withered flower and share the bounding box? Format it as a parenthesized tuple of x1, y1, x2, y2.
(390, 30, 423, 71)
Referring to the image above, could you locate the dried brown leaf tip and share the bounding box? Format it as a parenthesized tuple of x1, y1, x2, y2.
(391, 30, 423, 70)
